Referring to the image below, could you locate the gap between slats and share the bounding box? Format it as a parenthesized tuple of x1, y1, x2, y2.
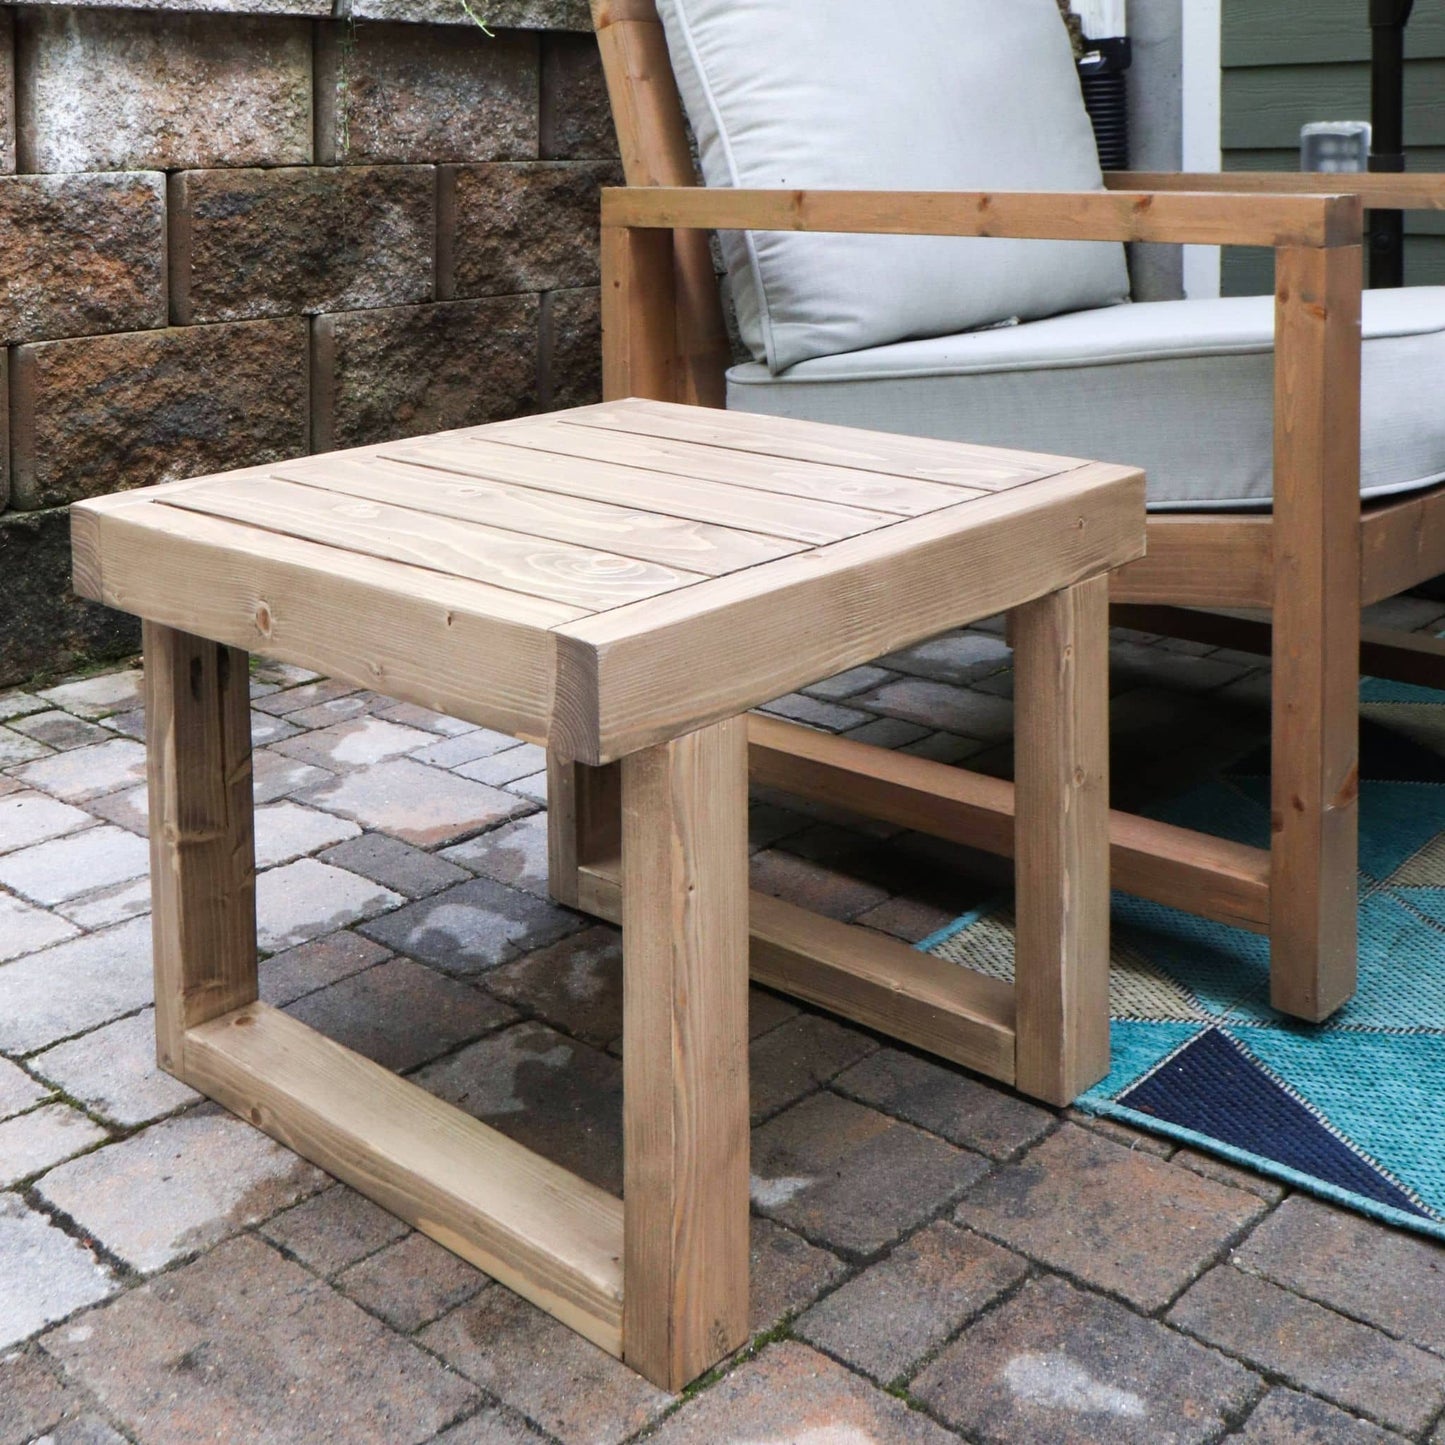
(380, 436, 904, 546)
(557, 398, 1088, 491)
(267, 454, 809, 577)
(157, 475, 711, 614)
(475, 415, 987, 516)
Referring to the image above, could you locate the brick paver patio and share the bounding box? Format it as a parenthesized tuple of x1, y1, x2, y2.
(3, 604, 1445, 1444)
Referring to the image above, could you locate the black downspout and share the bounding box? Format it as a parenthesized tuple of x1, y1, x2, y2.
(1370, 0, 1414, 287)
(1078, 37, 1132, 172)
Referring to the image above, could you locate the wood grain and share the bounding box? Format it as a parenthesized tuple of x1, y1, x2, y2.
(268, 455, 803, 577)
(553, 465, 1146, 763)
(82, 499, 572, 744)
(749, 893, 1016, 1083)
(747, 715, 1271, 933)
(579, 859, 1017, 1085)
(603, 186, 1365, 250)
(1269, 243, 1362, 1020)
(383, 435, 899, 547)
(621, 719, 749, 1389)
(546, 757, 621, 910)
(184, 1004, 625, 1355)
(1011, 578, 1111, 1104)
(1111, 514, 1275, 610)
(145, 622, 258, 1074)
(486, 415, 987, 515)
(601, 220, 678, 404)
(569, 398, 1083, 491)
(70, 506, 104, 603)
(161, 475, 704, 613)
(1360, 483, 1445, 604)
(591, 0, 730, 408)
(1115, 480, 1445, 616)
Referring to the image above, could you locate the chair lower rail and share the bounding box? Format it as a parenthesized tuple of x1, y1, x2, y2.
(182, 1003, 625, 1354)
(1113, 603, 1445, 692)
(747, 715, 1272, 934)
(577, 862, 1017, 1084)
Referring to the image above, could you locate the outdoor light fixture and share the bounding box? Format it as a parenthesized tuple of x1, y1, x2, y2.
(1070, 0, 1131, 171)
(1296, 1, 1414, 286)
(1300, 120, 1372, 174)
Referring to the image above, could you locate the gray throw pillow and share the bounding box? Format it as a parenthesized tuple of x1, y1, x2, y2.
(657, 0, 1132, 372)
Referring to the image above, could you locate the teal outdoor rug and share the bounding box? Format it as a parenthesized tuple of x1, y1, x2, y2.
(920, 675, 1445, 1241)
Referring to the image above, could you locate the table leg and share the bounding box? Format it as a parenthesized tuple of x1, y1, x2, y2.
(546, 757, 620, 909)
(1011, 576, 1111, 1105)
(144, 622, 258, 1077)
(620, 716, 750, 1390)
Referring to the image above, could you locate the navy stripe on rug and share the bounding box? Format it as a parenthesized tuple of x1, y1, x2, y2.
(1118, 1027, 1429, 1218)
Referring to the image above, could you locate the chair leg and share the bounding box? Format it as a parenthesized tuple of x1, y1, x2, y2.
(621, 718, 750, 1391)
(1011, 576, 1112, 1105)
(144, 622, 258, 1076)
(1268, 597, 1360, 1021)
(1268, 242, 1362, 1022)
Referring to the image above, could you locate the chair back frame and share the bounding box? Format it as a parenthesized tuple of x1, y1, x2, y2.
(591, 0, 730, 407)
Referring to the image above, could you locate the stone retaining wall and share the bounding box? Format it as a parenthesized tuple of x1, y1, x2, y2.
(0, 0, 612, 685)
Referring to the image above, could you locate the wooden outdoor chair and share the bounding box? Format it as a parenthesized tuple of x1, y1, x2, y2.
(564, 0, 1445, 1025)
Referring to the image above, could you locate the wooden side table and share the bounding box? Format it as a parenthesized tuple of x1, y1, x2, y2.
(72, 397, 1143, 1390)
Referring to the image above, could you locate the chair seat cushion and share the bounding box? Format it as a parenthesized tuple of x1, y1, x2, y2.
(727, 288, 1445, 511)
(657, 0, 1129, 373)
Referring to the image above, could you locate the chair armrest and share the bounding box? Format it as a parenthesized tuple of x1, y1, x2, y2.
(601, 186, 1363, 250)
(1109, 171, 1445, 214)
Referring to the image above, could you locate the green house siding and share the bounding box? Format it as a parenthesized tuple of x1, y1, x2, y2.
(1221, 0, 1445, 294)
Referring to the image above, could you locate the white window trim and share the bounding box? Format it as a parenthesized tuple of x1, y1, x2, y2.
(1181, 0, 1224, 298)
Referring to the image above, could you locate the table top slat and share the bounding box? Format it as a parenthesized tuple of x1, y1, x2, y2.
(480, 416, 983, 517)
(378, 437, 899, 546)
(159, 476, 707, 614)
(267, 456, 806, 577)
(567, 399, 1087, 491)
